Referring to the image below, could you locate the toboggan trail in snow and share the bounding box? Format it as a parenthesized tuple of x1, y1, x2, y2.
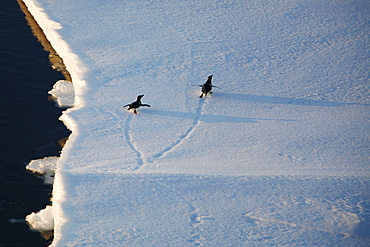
(149, 98, 205, 161)
(104, 97, 207, 170)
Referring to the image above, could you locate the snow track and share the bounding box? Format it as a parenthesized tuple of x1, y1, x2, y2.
(124, 114, 145, 170)
(149, 98, 205, 160)
(103, 97, 207, 169)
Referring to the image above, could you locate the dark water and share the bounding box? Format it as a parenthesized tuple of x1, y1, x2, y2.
(0, 0, 70, 246)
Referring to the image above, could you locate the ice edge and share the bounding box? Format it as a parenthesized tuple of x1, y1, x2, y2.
(22, 0, 87, 244)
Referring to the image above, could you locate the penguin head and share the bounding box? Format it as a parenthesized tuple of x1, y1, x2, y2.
(137, 94, 144, 100)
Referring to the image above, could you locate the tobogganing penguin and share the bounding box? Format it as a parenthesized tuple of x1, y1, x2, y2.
(123, 94, 150, 114)
(198, 75, 220, 98)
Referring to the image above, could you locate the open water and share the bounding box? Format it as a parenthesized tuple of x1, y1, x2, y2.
(0, 0, 70, 246)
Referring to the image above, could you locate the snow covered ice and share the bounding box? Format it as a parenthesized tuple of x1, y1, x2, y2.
(48, 80, 75, 108)
(22, 0, 370, 246)
(26, 156, 59, 184)
(26, 205, 54, 232)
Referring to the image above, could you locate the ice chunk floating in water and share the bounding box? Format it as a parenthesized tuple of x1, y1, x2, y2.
(26, 156, 59, 184)
(26, 156, 58, 174)
(48, 80, 74, 108)
(26, 205, 54, 232)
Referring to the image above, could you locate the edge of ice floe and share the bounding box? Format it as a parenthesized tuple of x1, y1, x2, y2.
(22, 0, 87, 240)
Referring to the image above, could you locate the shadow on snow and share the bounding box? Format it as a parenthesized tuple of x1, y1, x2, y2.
(146, 109, 294, 123)
(145, 93, 368, 123)
(218, 93, 368, 107)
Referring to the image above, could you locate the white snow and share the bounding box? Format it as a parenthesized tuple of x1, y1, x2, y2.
(26, 156, 59, 184)
(48, 80, 75, 108)
(26, 205, 54, 232)
(22, 0, 370, 246)
(26, 156, 59, 174)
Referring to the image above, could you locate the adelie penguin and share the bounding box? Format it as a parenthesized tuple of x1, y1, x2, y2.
(123, 94, 150, 114)
(198, 75, 220, 98)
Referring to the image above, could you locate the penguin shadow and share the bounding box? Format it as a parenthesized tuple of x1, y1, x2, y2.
(353, 220, 370, 238)
(218, 93, 368, 107)
(146, 108, 293, 124)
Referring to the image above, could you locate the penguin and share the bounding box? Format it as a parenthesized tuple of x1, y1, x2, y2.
(123, 94, 150, 114)
(198, 75, 220, 98)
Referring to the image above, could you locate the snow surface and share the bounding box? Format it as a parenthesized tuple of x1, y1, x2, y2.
(23, 0, 370, 246)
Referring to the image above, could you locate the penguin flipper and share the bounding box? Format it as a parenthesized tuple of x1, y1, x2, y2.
(141, 104, 150, 107)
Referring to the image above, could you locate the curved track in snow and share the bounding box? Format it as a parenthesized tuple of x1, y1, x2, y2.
(149, 98, 205, 161)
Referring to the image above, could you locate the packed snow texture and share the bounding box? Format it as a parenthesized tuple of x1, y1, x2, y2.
(23, 0, 370, 246)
